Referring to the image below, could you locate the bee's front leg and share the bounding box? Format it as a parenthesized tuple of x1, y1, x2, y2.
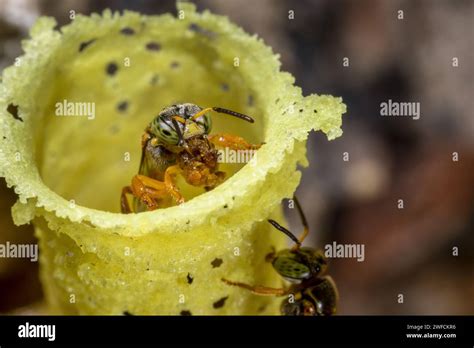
(203, 170, 226, 191)
(163, 165, 185, 204)
(208, 133, 262, 151)
(126, 174, 183, 212)
(121, 180, 161, 214)
(183, 165, 225, 191)
(130, 175, 167, 211)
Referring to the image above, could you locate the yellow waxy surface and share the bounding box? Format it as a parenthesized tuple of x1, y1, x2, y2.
(0, 3, 346, 314)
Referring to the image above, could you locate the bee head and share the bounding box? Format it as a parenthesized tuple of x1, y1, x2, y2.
(272, 247, 327, 281)
(150, 103, 212, 146)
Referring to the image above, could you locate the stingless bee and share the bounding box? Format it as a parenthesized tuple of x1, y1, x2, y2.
(222, 197, 339, 316)
(121, 103, 260, 213)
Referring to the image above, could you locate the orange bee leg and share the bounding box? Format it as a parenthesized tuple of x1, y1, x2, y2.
(208, 133, 262, 151)
(130, 174, 173, 211)
(203, 171, 226, 191)
(163, 165, 185, 204)
(184, 165, 225, 191)
(121, 186, 134, 214)
(221, 278, 288, 296)
(121, 180, 163, 213)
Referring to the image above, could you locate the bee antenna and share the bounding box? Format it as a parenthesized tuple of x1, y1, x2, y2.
(212, 107, 255, 123)
(292, 195, 309, 246)
(267, 219, 301, 247)
(293, 196, 308, 231)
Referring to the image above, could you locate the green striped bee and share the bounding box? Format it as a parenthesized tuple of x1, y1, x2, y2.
(222, 197, 339, 316)
(121, 103, 259, 213)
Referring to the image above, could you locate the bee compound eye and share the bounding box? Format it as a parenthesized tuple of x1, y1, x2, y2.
(156, 120, 179, 145)
(196, 114, 212, 133)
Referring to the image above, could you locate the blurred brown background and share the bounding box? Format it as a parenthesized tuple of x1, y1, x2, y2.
(0, 0, 472, 314)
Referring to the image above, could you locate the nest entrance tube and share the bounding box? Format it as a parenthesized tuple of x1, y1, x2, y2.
(0, 3, 346, 314)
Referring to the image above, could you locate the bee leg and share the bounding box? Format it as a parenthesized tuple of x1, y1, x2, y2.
(164, 165, 185, 204)
(208, 133, 262, 151)
(221, 278, 288, 296)
(121, 186, 134, 213)
(131, 175, 169, 210)
(202, 170, 226, 191)
(122, 181, 161, 213)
